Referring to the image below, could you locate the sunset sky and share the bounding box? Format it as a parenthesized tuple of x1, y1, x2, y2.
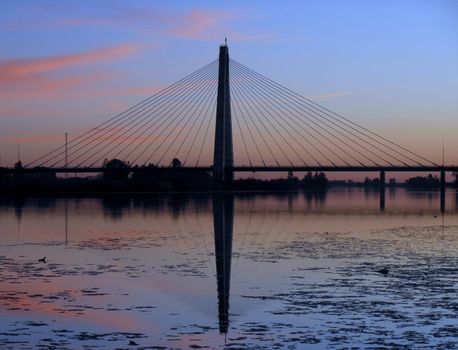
(1, 0, 457, 173)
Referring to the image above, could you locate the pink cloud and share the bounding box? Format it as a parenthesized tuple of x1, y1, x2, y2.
(0, 71, 111, 98)
(0, 44, 148, 98)
(168, 10, 238, 39)
(0, 44, 144, 79)
(4, 133, 67, 144)
(2, 6, 271, 42)
(63, 7, 243, 41)
(1, 126, 166, 146)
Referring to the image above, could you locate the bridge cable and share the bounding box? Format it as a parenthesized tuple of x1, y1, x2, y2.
(231, 98, 253, 167)
(232, 60, 390, 166)
(232, 64, 331, 166)
(231, 59, 435, 166)
(158, 72, 218, 166)
(96, 62, 218, 167)
(70, 60, 218, 168)
(182, 82, 217, 166)
(27, 59, 218, 168)
(139, 66, 218, 166)
(232, 63, 344, 166)
(74, 61, 218, 168)
(231, 78, 281, 166)
(113, 64, 217, 166)
(42, 59, 217, 168)
(230, 83, 266, 166)
(231, 60, 406, 167)
(195, 100, 217, 167)
(231, 60, 414, 166)
(231, 62, 353, 166)
(231, 62, 375, 167)
(237, 66, 399, 167)
(232, 67, 308, 167)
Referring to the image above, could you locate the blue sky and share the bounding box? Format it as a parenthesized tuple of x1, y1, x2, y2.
(0, 0, 457, 170)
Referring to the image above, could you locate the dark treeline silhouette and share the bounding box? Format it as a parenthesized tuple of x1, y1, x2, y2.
(404, 174, 440, 189)
(233, 172, 328, 191)
(0, 158, 212, 194)
(330, 177, 386, 188)
(302, 172, 328, 189)
(330, 173, 458, 189)
(2, 158, 457, 194)
(0, 159, 330, 193)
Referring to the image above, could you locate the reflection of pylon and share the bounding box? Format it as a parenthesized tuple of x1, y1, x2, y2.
(213, 195, 234, 334)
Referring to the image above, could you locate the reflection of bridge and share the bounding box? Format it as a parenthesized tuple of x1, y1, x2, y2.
(9, 192, 457, 335)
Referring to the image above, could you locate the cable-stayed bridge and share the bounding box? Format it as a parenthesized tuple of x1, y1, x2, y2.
(2, 43, 456, 189)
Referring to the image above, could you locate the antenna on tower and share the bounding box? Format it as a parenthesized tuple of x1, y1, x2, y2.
(224, 37, 227, 46)
(17, 143, 20, 162)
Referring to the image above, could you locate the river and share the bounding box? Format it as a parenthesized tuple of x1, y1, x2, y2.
(0, 188, 457, 349)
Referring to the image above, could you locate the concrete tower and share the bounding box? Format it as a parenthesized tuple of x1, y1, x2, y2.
(213, 42, 234, 188)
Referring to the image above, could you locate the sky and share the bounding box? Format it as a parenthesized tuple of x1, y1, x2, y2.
(0, 0, 457, 179)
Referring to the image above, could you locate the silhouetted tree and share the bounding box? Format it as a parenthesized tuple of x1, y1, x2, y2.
(313, 172, 328, 188)
(103, 158, 130, 169)
(302, 172, 314, 188)
(405, 174, 440, 188)
(301, 172, 328, 189)
(102, 158, 130, 181)
(364, 177, 380, 187)
(171, 158, 182, 168)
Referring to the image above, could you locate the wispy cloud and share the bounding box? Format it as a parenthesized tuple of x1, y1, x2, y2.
(0, 71, 112, 98)
(168, 10, 239, 39)
(4, 133, 67, 144)
(1, 5, 274, 42)
(0, 43, 149, 98)
(0, 44, 143, 79)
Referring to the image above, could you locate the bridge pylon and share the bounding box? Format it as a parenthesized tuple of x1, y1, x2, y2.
(213, 42, 234, 189)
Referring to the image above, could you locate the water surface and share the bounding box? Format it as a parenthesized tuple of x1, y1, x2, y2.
(0, 188, 457, 349)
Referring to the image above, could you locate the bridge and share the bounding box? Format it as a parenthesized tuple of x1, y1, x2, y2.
(2, 43, 456, 194)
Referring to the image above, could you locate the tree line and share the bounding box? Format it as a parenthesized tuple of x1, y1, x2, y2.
(1, 158, 457, 193)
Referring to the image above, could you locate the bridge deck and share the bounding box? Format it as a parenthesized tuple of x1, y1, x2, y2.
(1, 166, 457, 174)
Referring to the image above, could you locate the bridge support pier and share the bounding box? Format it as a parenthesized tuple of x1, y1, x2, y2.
(379, 170, 385, 211)
(440, 170, 446, 213)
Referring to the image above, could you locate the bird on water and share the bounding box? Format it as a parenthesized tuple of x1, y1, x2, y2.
(38, 257, 46, 263)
